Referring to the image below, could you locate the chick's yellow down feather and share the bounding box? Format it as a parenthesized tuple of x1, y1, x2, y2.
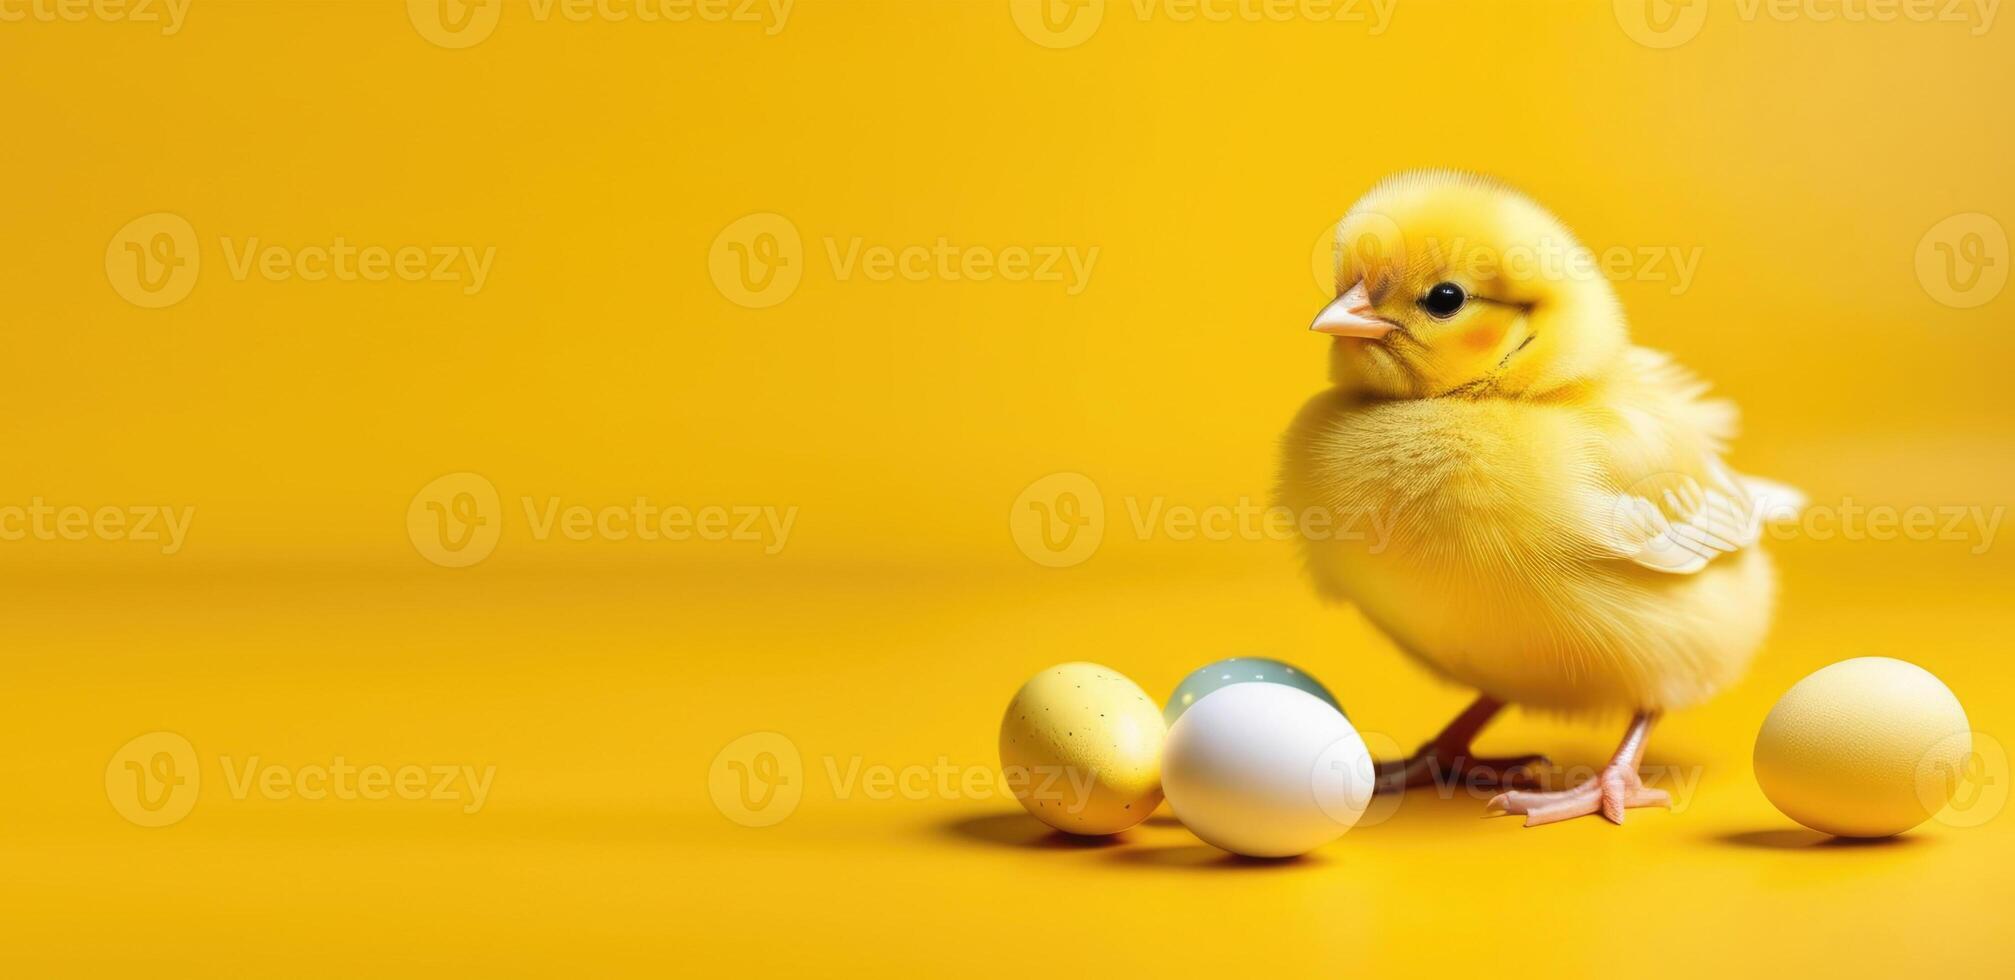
(1280, 171, 1801, 717)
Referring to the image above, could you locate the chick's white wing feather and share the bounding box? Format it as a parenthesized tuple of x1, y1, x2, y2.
(1587, 347, 1805, 575)
(1599, 459, 1801, 575)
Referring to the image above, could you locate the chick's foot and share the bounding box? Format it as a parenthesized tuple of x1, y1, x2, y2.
(1374, 749, 1547, 794)
(1486, 766, 1671, 826)
(1485, 712, 1670, 827)
(1372, 694, 1547, 794)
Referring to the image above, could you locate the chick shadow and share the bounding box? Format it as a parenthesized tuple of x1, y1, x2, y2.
(1106, 844, 1318, 872)
(1714, 828, 1920, 851)
(937, 812, 1127, 850)
(1299, 748, 1711, 832)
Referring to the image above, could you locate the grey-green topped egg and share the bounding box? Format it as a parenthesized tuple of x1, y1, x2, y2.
(1164, 656, 1342, 725)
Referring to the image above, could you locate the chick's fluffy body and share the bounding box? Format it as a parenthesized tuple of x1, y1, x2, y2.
(1281, 172, 1788, 715)
(1281, 354, 1775, 713)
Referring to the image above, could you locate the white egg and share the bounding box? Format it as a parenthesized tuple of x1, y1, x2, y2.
(1161, 683, 1373, 857)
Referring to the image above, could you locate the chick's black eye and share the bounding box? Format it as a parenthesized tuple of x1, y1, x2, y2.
(1420, 282, 1466, 319)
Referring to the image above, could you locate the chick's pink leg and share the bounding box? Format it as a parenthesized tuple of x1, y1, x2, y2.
(1487, 712, 1672, 827)
(1374, 695, 1548, 794)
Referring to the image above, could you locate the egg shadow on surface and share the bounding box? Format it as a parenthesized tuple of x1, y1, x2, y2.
(938, 812, 1127, 850)
(1108, 844, 1317, 872)
(1714, 828, 1920, 851)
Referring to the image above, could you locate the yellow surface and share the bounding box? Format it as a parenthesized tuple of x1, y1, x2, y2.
(3, 1, 2013, 975)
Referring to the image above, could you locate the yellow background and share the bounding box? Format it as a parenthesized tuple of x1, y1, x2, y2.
(3, 1, 2012, 975)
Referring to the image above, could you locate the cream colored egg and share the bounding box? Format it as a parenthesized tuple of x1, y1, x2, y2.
(1754, 657, 1972, 838)
(999, 662, 1165, 835)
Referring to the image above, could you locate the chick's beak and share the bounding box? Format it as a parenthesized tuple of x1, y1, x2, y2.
(1310, 282, 1398, 339)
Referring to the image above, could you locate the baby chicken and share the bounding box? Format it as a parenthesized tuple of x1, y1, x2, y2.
(1278, 171, 1801, 826)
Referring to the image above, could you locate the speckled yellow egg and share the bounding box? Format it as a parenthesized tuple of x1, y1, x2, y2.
(999, 662, 1165, 835)
(1754, 657, 1972, 838)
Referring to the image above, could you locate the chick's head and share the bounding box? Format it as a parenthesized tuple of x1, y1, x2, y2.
(1313, 171, 1627, 400)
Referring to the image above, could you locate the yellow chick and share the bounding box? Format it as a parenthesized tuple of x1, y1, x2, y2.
(1278, 171, 1802, 826)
